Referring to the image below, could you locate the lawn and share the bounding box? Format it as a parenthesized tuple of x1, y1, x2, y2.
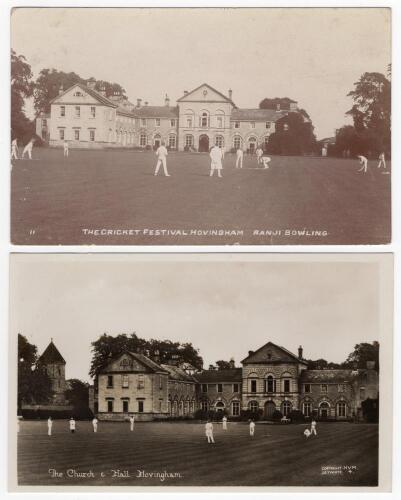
(17, 420, 378, 487)
(11, 149, 391, 245)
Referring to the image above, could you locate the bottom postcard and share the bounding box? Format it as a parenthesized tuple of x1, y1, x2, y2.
(8, 253, 393, 491)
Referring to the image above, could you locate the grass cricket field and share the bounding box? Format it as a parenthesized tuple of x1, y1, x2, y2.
(17, 420, 378, 487)
(11, 149, 391, 245)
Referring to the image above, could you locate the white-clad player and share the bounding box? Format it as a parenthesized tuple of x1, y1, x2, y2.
(22, 139, 35, 160)
(154, 141, 170, 176)
(209, 144, 223, 178)
(249, 419, 255, 436)
(129, 415, 135, 431)
(222, 415, 228, 430)
(255, 146, 263, 165)
(261, 156, 271, 169)
(357, 155, 368, 173)
(205, 420, 215, 443)
(235, 147, 244, 169)
(92, 417, 98, 433)
(11, 138, 19, 160)
(63, 140, 69, 157)
(47, 416, 53, 436)
(377, 152, 386, 169)
(310, 418, 317, 436)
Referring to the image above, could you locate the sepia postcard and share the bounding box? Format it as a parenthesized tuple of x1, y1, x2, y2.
(9, 253, 393, 491)
(10, 7, 391, 246)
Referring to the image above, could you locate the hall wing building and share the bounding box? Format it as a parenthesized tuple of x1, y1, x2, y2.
(92, 341, 378, 422)
(41, 81, 302, 152)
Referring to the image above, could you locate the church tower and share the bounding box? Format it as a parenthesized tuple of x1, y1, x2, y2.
(38, 339, 67, 404)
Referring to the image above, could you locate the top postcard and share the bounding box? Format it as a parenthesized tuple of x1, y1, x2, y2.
(10, 7, 391, 246)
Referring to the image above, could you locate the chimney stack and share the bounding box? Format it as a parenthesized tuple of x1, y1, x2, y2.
(276, 103, 281, 112)
(165, 94, 170, 107)
(99, 86, 106, 97)
(153, 349, 160, 364)
(87, 77, 96, 90)
(228, 89, 232, 100)
(248, 350, 254, 357)
(229, 358, 235, 369)
(137, 98, 142, 108)
(144, 101, 149, 107)
(298, 345, 303, 359)
(58, 84, 64, 95)
(183, 90, 188, 96)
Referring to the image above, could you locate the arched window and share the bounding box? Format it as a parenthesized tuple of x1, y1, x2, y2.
(337, 401, 347, 418)
(281, 401, 292, 416)
(215, 401, 225, 413)
(265, 375, 276, 393)
(140, 133, 147, 147)
(215, 135, 224, 147)
(248, 136, 257, 152)
(200, 112, 209, 128)
(233, 135, 243, 149)
(248, 400, 259, 413)
(179, 401, 184, 416)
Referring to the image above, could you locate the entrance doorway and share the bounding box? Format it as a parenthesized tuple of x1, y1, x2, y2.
(248, 137, 257, 153)
(264, 401, 276, 419)
(154, 134, 161, 149)
(215, 401, 225, 414)
(319, 402, 330, 419)
(199, 134, 209, 152)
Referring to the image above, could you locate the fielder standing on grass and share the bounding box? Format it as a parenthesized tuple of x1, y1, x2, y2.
(311, 418, 317, 436)
(63, 140, 69, 157)
(129, 415, 135, 431)
(209, 144, 223, 178)
(47, 417, 53, 436)
(69, 417, 76, 434)
(256, 146, 263, 165)
(249, 419, 255, 437)
(377, 152, 386, 169)
(205, 419, 215, 443)
(22, 138, 35, 160)
(235, 147, 243, 169)
(154, 141, 170, 176)
(357, 155, 368, 173)
(222, 415, 228, 430)
(92, 417, 98, 433)
(11, 138, 19, 159)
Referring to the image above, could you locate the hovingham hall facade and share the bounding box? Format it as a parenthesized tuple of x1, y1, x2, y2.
(88, 341, 378, 422)
(36, 80, 307, 153)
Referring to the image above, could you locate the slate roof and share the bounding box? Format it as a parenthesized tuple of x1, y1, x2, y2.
(195, 368, 243, 383)
(132, 106, 179, 119)
(161, 364, 198, 383)
(300, 369, 357, 383)
(231, 109, 288, 122)
(39, 340, 66, 364)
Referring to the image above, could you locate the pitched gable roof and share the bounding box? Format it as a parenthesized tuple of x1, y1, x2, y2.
(39, 340, 66, 364)
(177, 83, 235, 106)
(241, 341, 307, 365)
(50, 83, 118, 108)
(300, 369, 357, 383)
(100, 351, 168, 374)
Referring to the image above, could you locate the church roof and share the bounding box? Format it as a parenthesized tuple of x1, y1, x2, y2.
(39, 340, 65, 364)
(231, 108, 288, 122)
(132, 106, 179, 119)
(195, 368, 243, 383)
(300, 369, 357, 383)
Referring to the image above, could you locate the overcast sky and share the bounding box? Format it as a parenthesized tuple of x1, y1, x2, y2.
(11, 7, 390, 139)
(10, 255, 382, 383)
